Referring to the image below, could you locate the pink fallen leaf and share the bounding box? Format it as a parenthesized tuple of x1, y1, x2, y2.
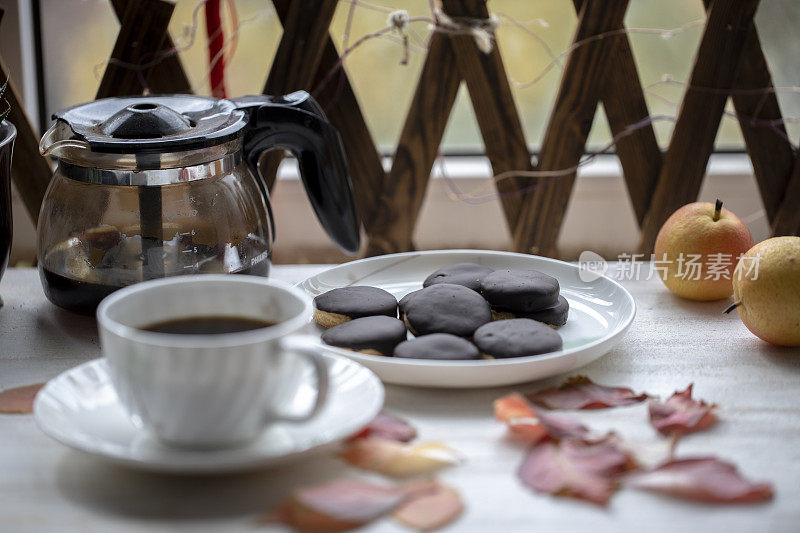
(648, 384, 717, 437)
(495, 393, 589, 444)
(512, 412, 590, 443)
(0, 383, 45, 414)
(627, 457, 773, 504)
(393, 481, 464, 532)
(527, 375, 649, 410)
(263, 500, 360, 532)
(261, 479, 407, 532)
(340, 436, 461, 478)
(518, 436, 637, 505)
(353, 411, 418, 442)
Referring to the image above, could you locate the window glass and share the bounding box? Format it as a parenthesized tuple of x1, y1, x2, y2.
(40, 0, 799, 153)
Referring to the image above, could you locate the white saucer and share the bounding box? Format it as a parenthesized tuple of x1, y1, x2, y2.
(299, 250, 636, 388)
(34, 355, 384, 474)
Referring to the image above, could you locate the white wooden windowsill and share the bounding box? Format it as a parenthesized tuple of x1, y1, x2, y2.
(9, 153, 768, 264)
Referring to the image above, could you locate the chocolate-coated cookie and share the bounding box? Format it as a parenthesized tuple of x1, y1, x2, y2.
(398, 289, 422, 314)
(492, 295, 569, 327)
(473, 318, 563, 358)
(313, 286, 398, 328)
(394, 333, 481, 360)
(321, 316, 408, 355)
(480, 269, 559, 313)
(402, 283, 492, 337)
(423, 263, 494, 292)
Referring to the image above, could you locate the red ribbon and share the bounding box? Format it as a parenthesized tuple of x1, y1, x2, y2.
(205, 0, 226, 98)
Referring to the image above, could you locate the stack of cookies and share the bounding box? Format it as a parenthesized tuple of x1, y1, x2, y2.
(313, 263, 568, 360)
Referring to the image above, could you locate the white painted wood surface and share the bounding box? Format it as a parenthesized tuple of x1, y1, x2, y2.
(1, 265, 798, 533)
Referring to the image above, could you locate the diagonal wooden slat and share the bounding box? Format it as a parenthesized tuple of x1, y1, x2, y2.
(110, 0, 191, 94)
(637, 0, 761, 253)
(586, 0, 662, 225)
(265, 0, 338, 94)
(696, 0, 793, 226)
(512, 0, 630, 256)
(727, 19, 794, 224)
(311, 37, 385, 232)
(92, 0, 795, 256)
(366, 33, 462, 256)
(96, 0, 176, 98)
(260, 0, 339, 191)
(441, 0, 531, 229)
(272, 0, 386, 237)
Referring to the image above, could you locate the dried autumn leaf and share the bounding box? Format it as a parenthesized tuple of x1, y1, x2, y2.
(353, 411, 418, 442)
(648, 384, 717, 437)
(340, 436, 460, 478)
(627, 457, 773, 504)
(518, 436, 637, 505)
(263, 499, 360, 532)
(495, 393, 546, 443)
(527, 375, 649, 410)
(0, 383, 45, 414)
(393, 480, 464, 532)
(495, 393, 536, 421)
(261, 479, 407, 532)
(495, 393, 589, 444)
(514, 412, 590, 442)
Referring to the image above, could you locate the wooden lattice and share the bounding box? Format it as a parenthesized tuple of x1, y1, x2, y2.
(9, 0, 800, 257)
(636, 0, 797, 252)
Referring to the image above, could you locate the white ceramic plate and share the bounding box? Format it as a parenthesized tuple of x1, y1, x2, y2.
(298, 250, 635, 388)
(34, 355, 383, 474)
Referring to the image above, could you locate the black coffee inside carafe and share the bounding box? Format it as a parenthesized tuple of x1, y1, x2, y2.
(141, 316, 275, 334)
(40, 228, 270, 314)
(40, 268, 121, 314)
(40, 258, 270, 315)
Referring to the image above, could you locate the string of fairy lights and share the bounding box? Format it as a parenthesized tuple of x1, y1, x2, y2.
(91, 0, 799, 205)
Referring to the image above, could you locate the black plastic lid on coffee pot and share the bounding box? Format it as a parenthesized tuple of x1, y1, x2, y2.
(50, 92, 361, 254)
(52, 94, 247, 154)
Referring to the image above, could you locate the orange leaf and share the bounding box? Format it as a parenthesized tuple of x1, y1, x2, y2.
(0, 383, 45, 414)
(494, 393, 536, 422)
(495, 393, 589, 444)
(393, 481, 464, 532)
(340, 436, 460, 478)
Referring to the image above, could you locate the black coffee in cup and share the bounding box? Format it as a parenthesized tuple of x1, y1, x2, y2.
(141, 316, 275, 335)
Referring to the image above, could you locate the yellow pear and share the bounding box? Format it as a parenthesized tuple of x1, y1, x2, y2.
(654, 200, 753, 301)
(729, 236, 800, 346)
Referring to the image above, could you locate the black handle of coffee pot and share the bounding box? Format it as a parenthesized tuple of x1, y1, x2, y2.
(232, 92, 360, 254)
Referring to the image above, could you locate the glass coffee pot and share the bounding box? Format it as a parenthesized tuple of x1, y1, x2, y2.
(37, 91, 359, 313)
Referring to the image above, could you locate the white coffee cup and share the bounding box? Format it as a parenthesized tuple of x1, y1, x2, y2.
(96, 275, 328, 449)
